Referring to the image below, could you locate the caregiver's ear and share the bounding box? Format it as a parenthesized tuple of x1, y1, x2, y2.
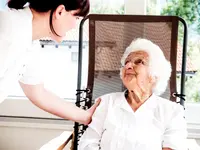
(55, 5, 66, 18)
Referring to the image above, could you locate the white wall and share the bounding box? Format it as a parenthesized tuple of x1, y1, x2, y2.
(0, 118, 73, 150)
(125, 0, 146, 15)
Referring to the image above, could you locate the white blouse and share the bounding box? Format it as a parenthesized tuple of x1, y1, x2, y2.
(0, 7, 43, 103)
(79, 92, 188, 150)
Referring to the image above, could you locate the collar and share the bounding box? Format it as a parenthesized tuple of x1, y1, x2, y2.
(119, 91, 157, 113)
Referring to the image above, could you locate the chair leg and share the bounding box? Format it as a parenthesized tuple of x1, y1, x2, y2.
(57, 133, 73, 150)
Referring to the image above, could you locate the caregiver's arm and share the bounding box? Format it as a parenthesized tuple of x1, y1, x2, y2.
(19, 82, 100, 125)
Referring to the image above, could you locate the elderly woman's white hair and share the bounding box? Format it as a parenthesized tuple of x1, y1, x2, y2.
(120, 38, 172, 96)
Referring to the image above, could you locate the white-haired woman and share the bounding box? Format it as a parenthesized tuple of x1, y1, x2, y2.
(79, 38, 187, 150)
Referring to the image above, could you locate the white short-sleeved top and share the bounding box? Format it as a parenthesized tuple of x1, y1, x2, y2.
(79, 92, 188, 150)
(0, 7, 44, 103)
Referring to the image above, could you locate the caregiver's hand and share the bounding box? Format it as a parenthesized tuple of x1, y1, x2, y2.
(85, 98, 101, 125)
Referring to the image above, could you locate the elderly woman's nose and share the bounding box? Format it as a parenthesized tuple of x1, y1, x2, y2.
(125, 61, 134, 69)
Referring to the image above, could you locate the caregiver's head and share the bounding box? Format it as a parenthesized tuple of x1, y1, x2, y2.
(7, 0, 89, 42)
(120, 38, 171, 97)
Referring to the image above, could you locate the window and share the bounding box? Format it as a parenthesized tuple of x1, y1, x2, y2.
(90, 0, 125, 14)
(71, 52, 78, 63)
(0, 0, 7, 9)
(159, 0, 200, 146)
(147, 0, 167, 15)
(161, 0, 200, 103)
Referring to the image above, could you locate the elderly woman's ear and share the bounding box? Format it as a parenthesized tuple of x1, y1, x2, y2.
(149, 76, 157, 84)
(148, 76, 158, 94)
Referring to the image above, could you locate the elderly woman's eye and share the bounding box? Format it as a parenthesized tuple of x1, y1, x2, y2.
(125, 60, 129, 65)
(135, 59, 144, 64)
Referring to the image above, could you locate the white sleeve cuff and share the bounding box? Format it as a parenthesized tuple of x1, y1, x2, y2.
(163, 138, 188, 150)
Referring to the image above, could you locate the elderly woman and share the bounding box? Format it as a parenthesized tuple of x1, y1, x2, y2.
(78, 38, 187, 150)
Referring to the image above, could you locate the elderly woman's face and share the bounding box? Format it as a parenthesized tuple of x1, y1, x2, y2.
(122, 51, 154, 93)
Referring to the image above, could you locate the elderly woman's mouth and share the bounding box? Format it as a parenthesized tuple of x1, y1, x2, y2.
(125, 73, 135, 76)
(125, 71, 137, 75)
(124, 73, 136, 79)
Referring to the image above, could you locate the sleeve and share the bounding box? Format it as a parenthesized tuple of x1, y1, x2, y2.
(78, 96, 109, 150)
(19, 42, 45, 85)
(0, 12, 15, 77)
(0, 38, 12, 77)
(162, 104, 188, 150)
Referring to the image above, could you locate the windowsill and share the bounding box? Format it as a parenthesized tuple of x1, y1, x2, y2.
(185, 103, 200, 124)
(187, 123, 200, 139)
(0, 98, 200, 139)
(0, 117, 199, 140)
(185, 103, 200, 139)
(0, 116, 74, 130)
(5, 96, 76, 102)
(0, 97, 76, 119)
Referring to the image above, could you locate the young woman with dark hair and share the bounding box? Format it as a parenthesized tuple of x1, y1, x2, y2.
(0, 0, 100, 125)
